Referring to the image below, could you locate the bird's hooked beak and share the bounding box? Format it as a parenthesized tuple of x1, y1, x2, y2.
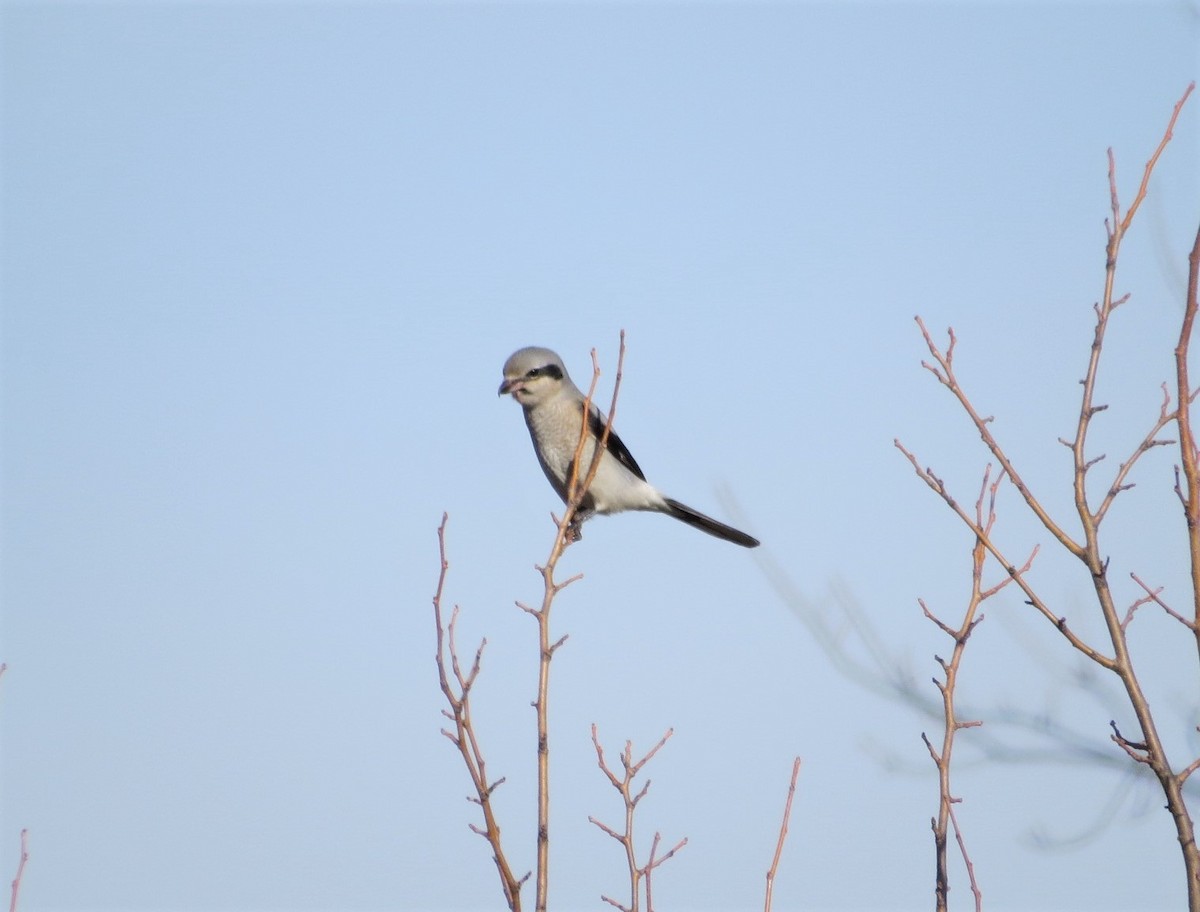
(498, 377, 520, 397)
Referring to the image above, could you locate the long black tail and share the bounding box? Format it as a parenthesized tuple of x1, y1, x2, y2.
(663, 498, 760, 548)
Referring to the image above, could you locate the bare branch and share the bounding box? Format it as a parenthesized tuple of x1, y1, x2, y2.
(764, 757, 803, 912)
(590, 724, 685, 912)
(588, 816, 624, 843)
(1094, 385, 1177, 526)
(563, 333, 628, 542)
(1178, 216, 1200, 655)
(8, 830, 27, 912)
(431, 516, 524, 912)
(646, 833, 687, 870)
(1108, 720, 1151, 765)
(1179, 743, 1200, 786)
(911, 318, 1085, 558)
(524, 333, 628, 912)
(1115, 82, 1194, 237)
(918, 466, 1000, 912)
(895, 440, 1112, 669)
(643, 832, 687, 912)
(1128, 573, 1197, 631)
(600, 895, 630, 912)
(948, 803, 982, 912)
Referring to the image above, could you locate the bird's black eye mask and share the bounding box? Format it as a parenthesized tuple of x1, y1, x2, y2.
(527, 364, 563, 381)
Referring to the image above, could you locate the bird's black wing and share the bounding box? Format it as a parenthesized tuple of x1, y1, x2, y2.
(586, 403, 647, 481)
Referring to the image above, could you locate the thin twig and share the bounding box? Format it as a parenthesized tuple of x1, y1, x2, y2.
(1180, 743, 1200, 786)
(1128, 573, 1197, 631)
(764, 757, 802, 912)
(528, 334, 628, 912)
(590, 724, 685, 912)
(902, 81, 1200, 912)
(1114, 82, 1194, 238)
(432, 515, 525, 911)
(919, 466, 1003, 912)
(895, 441, 1110, 668)
(8, 830, 27, 912)
(643, 832, 686, 912)
(947, 803, 982, 912)
(1178, 216, 1200, 657)
(1093, 383, 1177, 527)
(912, 317, 1084, 559)
(755, 558, 1146, 782)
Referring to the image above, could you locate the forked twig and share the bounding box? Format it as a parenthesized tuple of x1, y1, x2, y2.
(430, 336, 630, 912)
(524, 333, 628, 912)
(589, 724, 686, 912)
(432, 515, 526, 911)
(913, 318, 1083, 559)
(1093, 383, 1178, 527)
(1109, 82, 1194, 240)
(895, 440, 1109, 669)
(901, 83, 1200, 910)
(918, 467, 1007, 912)
(1127, 573, 1197, 631)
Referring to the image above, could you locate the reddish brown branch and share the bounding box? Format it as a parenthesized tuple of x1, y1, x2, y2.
(432, 516, 526, 911)
(902, 82, 1200, 911)
(1094, 384, 1178, 527)
(1128, 573, 1197, 631)
(1108, 720, 1151, 764)
(1180, 746, 1200, 786)
(947, 804, 982, 912)
(1114, 82, 1194, 238)
(1178, 218, 1200, 656)
(643, 831, 687, 912)
(589, 724, 686, 912)
(895, 441, 1109, 668)
(912, 317, 1084, 559)
(8, 830, 27, 912)
(527, 334, 627, 912)
(918, 466, 1004, 912)
(563, 332, 628, 541)
(764, 757, 802, 912)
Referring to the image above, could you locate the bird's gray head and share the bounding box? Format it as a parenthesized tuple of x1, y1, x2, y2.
(498, 346, 570, 407)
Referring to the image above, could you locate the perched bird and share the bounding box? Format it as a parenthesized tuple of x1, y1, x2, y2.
(498, 346, 760, 548)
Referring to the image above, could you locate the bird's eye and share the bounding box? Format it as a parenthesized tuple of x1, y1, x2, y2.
(525, 368, 542, 378)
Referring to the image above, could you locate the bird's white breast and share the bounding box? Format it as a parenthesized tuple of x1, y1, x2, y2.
(523, 397, 664, 514)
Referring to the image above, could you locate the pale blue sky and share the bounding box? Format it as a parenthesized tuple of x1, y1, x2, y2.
(2, 2, 1199, 911)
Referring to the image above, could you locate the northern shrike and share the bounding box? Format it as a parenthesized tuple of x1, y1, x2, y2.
(498, 346, 760, 548)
